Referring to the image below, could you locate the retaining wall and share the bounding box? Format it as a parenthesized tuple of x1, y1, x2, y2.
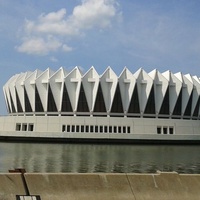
(1, 172, 200, 200)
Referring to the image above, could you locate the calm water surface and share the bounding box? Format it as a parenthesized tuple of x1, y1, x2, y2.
(0, 142, 200, 173)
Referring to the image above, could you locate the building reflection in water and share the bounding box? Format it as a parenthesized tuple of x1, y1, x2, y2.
(0, 142, 200, 173)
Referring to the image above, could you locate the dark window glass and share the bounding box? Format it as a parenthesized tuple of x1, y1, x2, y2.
(109, 126, 112, 133)
(163, 127, 168, 134)
(127, 127, 130, 133)
(128, 84, 140, 114)
(35, 86, 44, 112)
(159, 86, 169, 115)
(173, 89, 182, 116)
(118, 126, 121, 133)
(72, 125, 75, 132)
(104, 126, 107, 133)
(193, 96, 200, 117)
(100, 126, 103, 133)
(90, 125, 94, 132)
(114, 126, 117, 133)
(15, 89, 23, 113)
(28, 124, 34, 131)
(157, 127, 161, 134)
(9, 90, 16, 113)
(61, 84, 73, 112)
(47, 85, 57, 112)
(95, 126, 98, 132)
(169, 127, 174, 134)
(110, 83, 123, 114)
(184, 90, 193, 117)
(77, 84, 89, 112)
(62, 125, 65, 132)
(67, 125, 70, 132)
(76, 125, 79, 132)
(22, 124, 27, 131)
(24, 87, 32, 112)
(123, 126, 126, 133)
(93, 83, 106, 113)
(86, 125, 89, 132)
(81, 125, 84, 132)
(144, 86, 155, 114)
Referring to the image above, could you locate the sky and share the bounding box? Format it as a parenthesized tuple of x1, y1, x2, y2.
(1, 0, 200, 114)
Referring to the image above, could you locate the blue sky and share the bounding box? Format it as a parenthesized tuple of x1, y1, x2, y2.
(0, 0, 200, 114)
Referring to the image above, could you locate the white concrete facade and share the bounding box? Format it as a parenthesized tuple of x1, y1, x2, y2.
(2, 67, 200, 143)
(0, 115, 199, 142)
(3, 67, 200, 119)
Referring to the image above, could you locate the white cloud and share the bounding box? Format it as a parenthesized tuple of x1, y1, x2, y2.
(62, 44, 73, 52)
(72, 0, 116, 29)
(16, 36, 62, 55)
(50, 56, 58, 62)
(16, 0, 120, 55)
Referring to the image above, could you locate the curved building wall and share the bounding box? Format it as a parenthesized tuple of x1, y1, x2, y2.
(3, 67, 200, 120)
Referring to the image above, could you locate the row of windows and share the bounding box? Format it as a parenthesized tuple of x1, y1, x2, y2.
(62, 125, 131, 134)
(7, 83, 200, 119)
(157, 126, 174, 134)
(16, 123, 34, 131)
(15, 122, 175, 135)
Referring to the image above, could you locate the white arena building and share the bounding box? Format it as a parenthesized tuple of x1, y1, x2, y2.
(1, 66, 200, 143)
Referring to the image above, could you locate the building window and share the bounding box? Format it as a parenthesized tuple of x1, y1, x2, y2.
(118, 126, 121, 133)
(62, 125, 65, 132)
(61, 84, 73, 112)
(100, 126, 103, 133)
(157, 127, 162, 134)
(128, 84, 140, 114)
(24, 88, 32, 112)
(95, 126, 98, 132)
(169, 127, 174, 134)
(16, 123, 21, 131)
(159, 87, 169, 115)
(144, 86, 155, 115)
(67, 125, 70, 132)
(76, 125, 79, 132)
(35, 86, 44, 112)
(77, 84, 89, 113)
(123, 126, 126, 133)
(93, 84, 106, 113)
(163, 127, 168, 134)
(109, 126, 112, 133)
(22, 124, 27, 131)
(47, 85, 57, 112)
(28, 124, 34, 131)
(104, 126, 107, 133)
(81, 125, 84, 132)
(127, 126, 131, 133)
(114, 126, 117, 133)
(90, 125, 94, 133)
(172, 89, 182, 116)
(86, 125, 89, 133)
(110, 83, 124, 115)
(71, 125, 75, 132)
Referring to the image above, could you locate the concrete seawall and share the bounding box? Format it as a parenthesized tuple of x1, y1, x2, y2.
(1, 171, 200, 200)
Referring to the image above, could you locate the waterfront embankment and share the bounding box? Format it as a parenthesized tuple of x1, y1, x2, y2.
(2, 171, 200, 200)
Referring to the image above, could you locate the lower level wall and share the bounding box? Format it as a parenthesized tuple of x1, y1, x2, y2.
(0, 116, 200, 142)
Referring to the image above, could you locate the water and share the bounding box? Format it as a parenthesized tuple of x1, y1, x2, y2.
(0, 142, 200, 173)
